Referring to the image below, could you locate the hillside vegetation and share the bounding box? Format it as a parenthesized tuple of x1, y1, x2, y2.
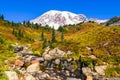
(0, 19, 120, 79)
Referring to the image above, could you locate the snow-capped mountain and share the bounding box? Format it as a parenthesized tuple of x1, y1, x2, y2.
(30, 10, 88, 29)
(30, 10, 108, 29)
(88, 18, 108, 24)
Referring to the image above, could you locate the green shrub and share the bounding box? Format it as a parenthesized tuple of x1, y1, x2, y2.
(105, 66, 120, 77)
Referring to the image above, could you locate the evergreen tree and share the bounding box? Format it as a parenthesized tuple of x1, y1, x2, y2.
(18, 29, 24, 39)
(48, 40, 53, 48)
(51, 27, 56, 42)
(41, 31, 44, 41)
(11, 21, 15, 26)
(12, 28, 15, 35)
(58, 26, 63, 32)
(23, 21, 26, 26)
(0, 36, 4, 44)
(1, 15, 4, 20)
(42, 38, 47, 49)
(35, 23, 39, 29)
(0, 14, 4, 20)
(61, 30, 64, 42)
(26, 21, 30, 27)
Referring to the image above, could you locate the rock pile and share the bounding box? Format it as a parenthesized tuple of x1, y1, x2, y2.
(4, 43, 108, 80)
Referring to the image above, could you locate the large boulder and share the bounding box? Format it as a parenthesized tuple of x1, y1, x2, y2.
(27, 63, 40, 73)
(95, 65, 107, 76)
(5, 71, 19, 80)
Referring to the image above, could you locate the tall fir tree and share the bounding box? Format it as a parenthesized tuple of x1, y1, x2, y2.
(51, 27, 56, 42)
(23, 21, 26, 26)
(42, 38, 47, 49)
(0, 14, 4, 20)
(1, 15, 4, 20)
(61, 30, 64, 42)
(12, 28, 15, 35)
(41, 31, 44, 41)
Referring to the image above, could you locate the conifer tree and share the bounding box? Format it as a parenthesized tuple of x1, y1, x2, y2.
(0, 14, 4, 20)
(42, 38, 47, 49)
(51, 27, 56, 42)
(23, 21, 26, 26)
(1, 15, 4, 20)
(41, 31, 44, 41)
(12, 28, 15, 35)
(61, 30, 64, 42)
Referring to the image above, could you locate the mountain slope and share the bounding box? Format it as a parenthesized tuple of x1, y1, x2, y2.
(105, 16, 120, 26)
(89, 18, 108, 24)
(30, 10, 108, 29)
(30, 10, 88, 29)
(0, 20, 120, 78)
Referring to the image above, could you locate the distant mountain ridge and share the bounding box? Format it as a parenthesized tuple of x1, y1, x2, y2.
(105, 16, 120, 26)
(30, 10, 108, 29)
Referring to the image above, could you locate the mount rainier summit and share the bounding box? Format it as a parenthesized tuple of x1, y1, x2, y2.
(30, 10, 107, 29)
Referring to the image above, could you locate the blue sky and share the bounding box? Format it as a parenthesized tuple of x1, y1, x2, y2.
(0, 0, 120, 22)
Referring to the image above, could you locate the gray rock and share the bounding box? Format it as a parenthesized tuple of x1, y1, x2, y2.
(36, 57, 44, 62)
(65, 70, 70, 76)
(67, 51, 72, 55)
(82, 67, 92, 76)
(5, 71, 19, 80)
(89, 55, 97, 59)
(67, 78, 81, 80)
(40, 73, 50, 79)
(25, 74, 36, 80)
(24, 55, 34, 62)
(45, 46, 50, 52)
(56, 48, 65, 58)
(27, 63, 40, 73)
(49, 48, 57, 58)
(43, 54, 52, 61)
(67, 58, 72, 62)
(95, 65, 107, 76)
(55, 59, 60, 65)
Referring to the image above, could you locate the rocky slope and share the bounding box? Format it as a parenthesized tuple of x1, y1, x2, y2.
(105, 16, 120, 26)
(3, 44, 111, 80)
